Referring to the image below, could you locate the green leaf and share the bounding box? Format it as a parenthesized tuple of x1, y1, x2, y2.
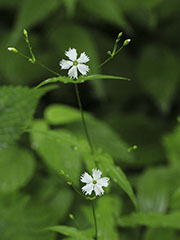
(10, 0, 63, 43)
(163, 123, 180, 166)
(0, 194, 57, 240)
(0, 86, 55, 151)
(96, 196, 120, 240)
(137, 45, 179, 112)
(96, 152, 137, 209)
(0, 146, 35, 193)
(118, 211, 180, 229)
(80, 0, 129, 29)
(63, 0, 77, 16)
(45, 104, 81, 125)
(144, 228, 177, 240)
(44, 225, 93, 240)
(36, 74, 130, 88)
(68, 114, 134, 163)
(136, 167, 180, 213)
(30, 120, 82, 185)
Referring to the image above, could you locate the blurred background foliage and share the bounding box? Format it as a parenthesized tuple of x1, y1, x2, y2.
(1, 0, 180, 239)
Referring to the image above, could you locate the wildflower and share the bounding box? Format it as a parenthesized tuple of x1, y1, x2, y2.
(59, 48, 90, 79)
(80, 169, 109, 196)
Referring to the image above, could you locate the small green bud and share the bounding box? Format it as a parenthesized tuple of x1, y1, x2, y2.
(59, 170, 65, 175)
(177, 116, 180, 123)
(118, 32, 123, 38)
(128, 144, 138, 152)
(23, 29, 28, 38)
(116, 32, 123, 43)
(69, 214, 74, 220)
(8, 47, 18, 53)
(133, 145, 138, 150)
(67, 181, 72, 185)
(123, 39, 131, 46)
(107, 50, 112, 56)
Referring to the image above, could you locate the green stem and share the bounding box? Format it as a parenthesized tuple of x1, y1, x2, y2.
(92, 201, 98, 240)
(36, 60, 60, 76)
(97, 45, 124, 69)
(16, 50, 60, 76)
(74, 83, 94, 154)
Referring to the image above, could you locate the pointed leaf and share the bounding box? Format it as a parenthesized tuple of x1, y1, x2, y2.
(118, 212, 180, 229)
(44, 225, 93, 240)
(36, 74, 130, 88)
(97, 152, 137, 209)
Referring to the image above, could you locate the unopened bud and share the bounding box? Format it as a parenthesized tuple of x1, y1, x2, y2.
(67, 181, 72, 185)
(69, 214, 74, 220)
(133, 145, 138, 150)
(107, 50, 112, 56)
(23, 29, 28, 38)
(8, 47, 18, 53)
(118, 32, 123, 38)
(123, 39, 131, 46)
(59, 170, 65, 175)
(116, 32, 123, 43)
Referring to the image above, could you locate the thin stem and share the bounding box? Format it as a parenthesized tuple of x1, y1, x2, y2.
(36, 60, 60, 76)
(74, 83, 94, 154)
(92, 201, 98, 240)
(16, 50, 60, 77)
(97, 45, 124, 69)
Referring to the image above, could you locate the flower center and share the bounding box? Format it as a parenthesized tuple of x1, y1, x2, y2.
(73, 60, 78, 66)
(93, 180, 97, 184)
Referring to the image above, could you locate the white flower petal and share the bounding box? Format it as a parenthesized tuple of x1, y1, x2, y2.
(92, 169, 102, 181)
(80, 172, 93, 184)
(65, 48, 77, 61)
(59, 59, 73, 69)
(77, 52, 90, 63)
(68, 66, 78, 79)
(77, 64, 89, 75)
(94, 184, 104, 196)
(82, 183, 93, 195)
(97, 177, 109, 187)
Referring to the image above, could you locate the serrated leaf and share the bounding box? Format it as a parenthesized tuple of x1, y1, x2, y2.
(0, 146, 35, 193)
(44, 225, 93, 240)
(36, 74, 130, 88)
(96, 152, 137, 209)
(10, 0, 63, 43)
(118, 211, 180, 229)
(0, 86, 55, 151)
(45, 104, 81, 125)
(30, 120, 81, 185)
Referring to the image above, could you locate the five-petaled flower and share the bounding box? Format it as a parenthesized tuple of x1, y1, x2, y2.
(80, 169, 109, 196)
(59, 48, 90, 79)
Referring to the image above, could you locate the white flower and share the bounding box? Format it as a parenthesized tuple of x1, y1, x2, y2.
(59, 48, 90, 79)
(80, 169, 109, 196)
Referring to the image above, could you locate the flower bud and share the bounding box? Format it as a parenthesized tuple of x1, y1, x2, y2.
(123, 39, 131, 46)
(8, 47, 18, 53)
